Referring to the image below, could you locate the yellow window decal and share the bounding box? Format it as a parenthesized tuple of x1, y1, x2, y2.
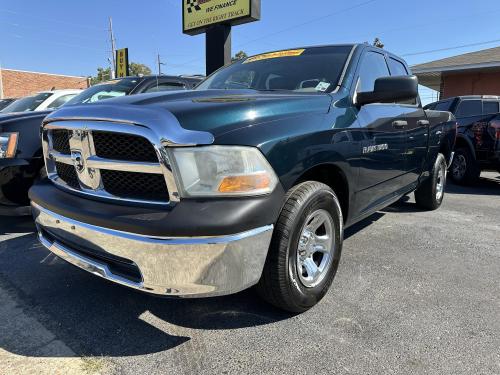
(243, 49, 306, 64)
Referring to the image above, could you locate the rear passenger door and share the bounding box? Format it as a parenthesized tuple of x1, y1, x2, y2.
(387, 57, 429, 183)
(354, 50, 410, 213)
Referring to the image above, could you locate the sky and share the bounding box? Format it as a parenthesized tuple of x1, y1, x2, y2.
(1, 0, 500, 104)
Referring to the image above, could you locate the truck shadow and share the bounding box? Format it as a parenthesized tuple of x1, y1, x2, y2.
(446, 173, 500, 196)
(0, 199, 430, 359)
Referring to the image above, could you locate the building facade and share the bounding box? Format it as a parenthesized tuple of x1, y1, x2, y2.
(412, 46, 500, 99)
(0, 69, 89, 98)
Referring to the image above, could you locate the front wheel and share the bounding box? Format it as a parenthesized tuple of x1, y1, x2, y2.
(257, 181, 343, 313)
(415, 153, 447, 210)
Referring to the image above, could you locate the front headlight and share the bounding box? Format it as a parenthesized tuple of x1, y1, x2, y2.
(0, 132, 18, 159)
(169, 146, 278, 197)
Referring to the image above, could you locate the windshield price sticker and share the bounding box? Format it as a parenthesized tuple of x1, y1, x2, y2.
(243, 49, 306, 64)
(315, 82, 331, 92)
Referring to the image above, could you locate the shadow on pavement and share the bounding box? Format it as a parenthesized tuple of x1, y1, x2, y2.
(0, 198, 425, 359)
(446, 173, 500, 196)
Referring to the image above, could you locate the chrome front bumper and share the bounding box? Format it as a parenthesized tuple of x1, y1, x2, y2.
(32, 202, 273, 297)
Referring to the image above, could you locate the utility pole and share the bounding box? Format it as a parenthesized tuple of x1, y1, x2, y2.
(108, 17, 116, 79)
(157, 53, 166, 75)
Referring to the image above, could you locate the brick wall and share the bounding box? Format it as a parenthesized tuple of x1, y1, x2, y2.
(442, 71, 500, 99)
(0, 69, 89, 98)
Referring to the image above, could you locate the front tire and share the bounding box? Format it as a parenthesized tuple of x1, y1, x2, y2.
(257, 182, 343, 313)
(415, 153, 447, 210)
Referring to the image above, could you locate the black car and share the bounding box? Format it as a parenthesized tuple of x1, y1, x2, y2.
(31, 44, 456, 312)
(425, 95, 500, 184)
(0, 98, 17, 111)
(0, 75, 203, 213)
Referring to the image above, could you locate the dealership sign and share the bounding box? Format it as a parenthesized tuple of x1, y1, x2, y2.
(183, 0, 261, 35)
(115, 48, 129, 78)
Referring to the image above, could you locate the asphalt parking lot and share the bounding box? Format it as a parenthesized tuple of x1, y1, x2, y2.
(0, 172, 499, 375)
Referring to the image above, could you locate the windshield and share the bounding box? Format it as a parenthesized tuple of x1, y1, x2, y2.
(0, 93, 53, 113)
(65, 78, 140, 106)
(196, 46, 353, 93)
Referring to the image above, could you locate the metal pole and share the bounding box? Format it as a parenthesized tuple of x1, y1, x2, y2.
(205, 24, 232, 75)
(109, 17, 116, 79)
(157, 53, 161, 76)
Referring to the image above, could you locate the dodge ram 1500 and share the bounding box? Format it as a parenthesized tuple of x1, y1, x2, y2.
(30, 44, 457, 312)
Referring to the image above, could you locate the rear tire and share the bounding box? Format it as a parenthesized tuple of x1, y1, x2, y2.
(415, 153, 447, 211)
(257, 182, 343, 313)
(450, 147, 480, 185)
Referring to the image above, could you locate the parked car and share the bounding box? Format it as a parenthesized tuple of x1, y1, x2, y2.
(0, 75, 203, 213)
(424, 95, 500, 184)
(0, 98, 17, 111)
(30, 44, 456, 312)
(0, 90, 81, 114)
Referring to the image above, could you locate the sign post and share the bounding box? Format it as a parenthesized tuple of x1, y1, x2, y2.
(115, 48, 130, 78)
(182, 0, 261, 75)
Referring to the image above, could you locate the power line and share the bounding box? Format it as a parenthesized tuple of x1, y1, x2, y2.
(233, 0, 380, 49)
(0, 8, 104, 31)
(402, 39, 500, 57)
(176, 0, 380, 67)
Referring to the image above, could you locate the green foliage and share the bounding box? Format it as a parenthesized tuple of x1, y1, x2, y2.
(129, 62, 152, 76)
(90, 62, 152, 85)
(232, 51, 248, 62)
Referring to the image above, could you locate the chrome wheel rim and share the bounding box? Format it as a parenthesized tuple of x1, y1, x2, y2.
(452, 154, 467, 180)
(296, 209, 335, 288)
(436, 166, 445, 201)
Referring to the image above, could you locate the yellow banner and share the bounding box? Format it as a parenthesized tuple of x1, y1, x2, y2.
(116, 48, 129, 78)
(183, 0, 251, 33)
(243, 49, 306, 64)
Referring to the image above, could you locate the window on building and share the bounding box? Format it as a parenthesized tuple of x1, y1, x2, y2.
(456, 100, 482, 117)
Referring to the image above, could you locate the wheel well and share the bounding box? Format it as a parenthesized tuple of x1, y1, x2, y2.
(454, 136, 475, 159)
(295, 164, 349, 222)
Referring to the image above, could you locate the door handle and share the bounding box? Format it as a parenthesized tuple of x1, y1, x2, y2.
(392, 120, 408, 129)
(417, 120, 430, 126)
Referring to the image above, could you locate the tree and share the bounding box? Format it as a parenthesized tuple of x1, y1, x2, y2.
(90, 67, 112, 85)
(90, 62, 153, 85)
(232, 51, 248, 62)
(129, 62, 152, 76)
(373, 38, 384, 48)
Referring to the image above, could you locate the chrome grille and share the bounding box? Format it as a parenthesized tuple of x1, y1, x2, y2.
(93, 132, 158, 162)
(43, 121, 178, 205)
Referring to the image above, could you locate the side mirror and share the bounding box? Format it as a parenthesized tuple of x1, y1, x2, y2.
(356, 75, 418, 106)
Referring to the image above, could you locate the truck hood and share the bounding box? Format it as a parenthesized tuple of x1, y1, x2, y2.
(46, 90, 333, 138)
(0, 110, 52, 127)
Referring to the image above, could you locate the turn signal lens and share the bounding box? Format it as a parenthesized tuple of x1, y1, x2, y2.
(0, 132, 19, 159)
(218, 173, 271, 193)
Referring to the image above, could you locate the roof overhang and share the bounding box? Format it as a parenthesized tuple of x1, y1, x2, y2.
(412, 62, 500, 91)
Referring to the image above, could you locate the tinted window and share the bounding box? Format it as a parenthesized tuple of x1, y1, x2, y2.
(435, 100, 453, 111)
(144, 82, 186, 93)
(357, 52, 390, 92)
(388, 58, 408, 76)
(46, 94, 78, 109)
(483, 101, 499, 115)
(196, 46, 353, 93)
(0, 92, 53, 113)
(65, 78, 140, 106)
(456, 100, 482, 117)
